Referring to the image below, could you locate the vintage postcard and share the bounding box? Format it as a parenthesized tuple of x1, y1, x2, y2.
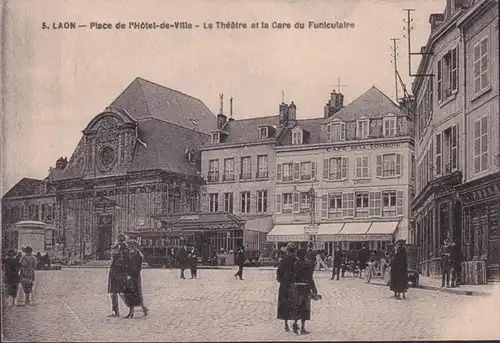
(1, 0, 499, 341)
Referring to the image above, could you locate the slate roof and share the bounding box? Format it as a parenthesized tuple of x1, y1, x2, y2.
(220, 115, 281, 144)
(324, 86, 402, 123)
(110, 77, 217, 134)
(3, 178, 54, 199)
(278, 118, 324, 146)
(129, 118, 210, 175)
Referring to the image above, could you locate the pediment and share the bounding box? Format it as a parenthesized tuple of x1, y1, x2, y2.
(83, 107, 137, 134)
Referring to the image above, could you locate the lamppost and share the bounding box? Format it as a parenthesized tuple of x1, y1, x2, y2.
(304, 187, 318, 249)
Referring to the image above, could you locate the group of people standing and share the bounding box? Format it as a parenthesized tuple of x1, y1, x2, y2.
(440, 239, 464, 288)
(107, 234, 148, 319)
(2, 246, 38, 306)
(175, 245, 199, 279)
(276, 243, 320, 335)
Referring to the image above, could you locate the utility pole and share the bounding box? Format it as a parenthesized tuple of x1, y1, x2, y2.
(390, 38, 400, 101)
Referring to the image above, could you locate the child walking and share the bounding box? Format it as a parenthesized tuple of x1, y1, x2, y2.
(19, 246, 37, 305)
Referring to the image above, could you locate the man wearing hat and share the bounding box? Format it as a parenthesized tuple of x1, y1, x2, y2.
(330, 244, 343, 281)
(440, 239, 452, 288)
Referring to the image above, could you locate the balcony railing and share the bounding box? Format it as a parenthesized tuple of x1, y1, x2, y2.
(328, 172, 342, 180)
(207, 171, 219, 182)
(223, 174, 235, 181)
(256, 171, 269, 179)
(300, 174, 312, 181)
(240, 172, 252, 180)
(282, 175, 293, 181)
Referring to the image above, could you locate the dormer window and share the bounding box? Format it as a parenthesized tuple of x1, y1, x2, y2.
(356, 119, 369, 139)
(259, 126, 269, 139)
(212, 132, 220, 144)
(292, 128, 303, 145)
(383, 116, 396, 137)
(326, 122, 346, 142)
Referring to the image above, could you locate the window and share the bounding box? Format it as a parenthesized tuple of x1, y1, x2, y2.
(300, 192, 310, 212)
(209, 193, 219, 212)
(437, 47, 458, 101)
(223, 158, 234, 181)
(369, 192, 382, 217)
(327, 122, 346, 141)
(355, 156, 369, 178)
(208, 159, 219, 182)
(328, 193, 342, 218)
(257, 190, 268, 213)
(383, 117, 396, 137)
(436, 133, 442, 176)
(212, 132, 220, 144)
(259, 127, 268, 139)
(282, 193, 293, 212)
(356, 120, 369, 139)
(241, 191, 251, 213)
(474, 37, 489, 94)
(240, 156, 251, 179)
(355, 193, 369, 217)
(300, 162, 312, 180)
(257, 155, 268, 178)
(325, 157, 348, 180)
(451, 47, 458, 92)
(282, 163, 293, 181)
(411, 154, 415, 180)
(382, 191, 397, 217)
(474, 116, 488, 174)
(292, 130, 303, 145)
(342, 193, 355, 217)
(223, 192, 233, 213)
(451, 125, 457, 171)
(376, 153, 401, 178)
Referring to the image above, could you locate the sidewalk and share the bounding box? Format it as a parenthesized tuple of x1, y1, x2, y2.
(418, 275, 499, 296)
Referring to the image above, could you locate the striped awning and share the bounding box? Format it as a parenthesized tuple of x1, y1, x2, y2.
(316, 223, 345, 242)
(266, 225, 309, 242)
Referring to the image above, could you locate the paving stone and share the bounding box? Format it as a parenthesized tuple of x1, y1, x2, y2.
(2, 268, 499, 341)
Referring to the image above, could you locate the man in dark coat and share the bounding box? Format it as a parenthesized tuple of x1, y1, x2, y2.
(450, 241, 464, 288)
(276, 243, 298, 332)
(188, 247, 198, 279)
(176, 245, 189, 279)
(357, 246, 369, 278)
(234, 246, 245, 280)
(330, 245, 343, 281)
(440, 239, 451, 288)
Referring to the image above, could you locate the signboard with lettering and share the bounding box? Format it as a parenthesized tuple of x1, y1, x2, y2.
(326, 142, 401, 152)
(304, 225, 319, 234)
(180, 215, 200, 220)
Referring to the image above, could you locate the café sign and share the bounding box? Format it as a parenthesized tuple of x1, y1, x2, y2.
(326, 142, 401, 152)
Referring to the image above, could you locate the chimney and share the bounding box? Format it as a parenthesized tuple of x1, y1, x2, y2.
(228, 97, 234, 121)
(429, 13, 444, 32)
(56, 157, 68, 170)
(325, 89, 344, 118)
(279, 102, 289, 126)
(216, 93, 227, 129)
(288, 102, 297, 121)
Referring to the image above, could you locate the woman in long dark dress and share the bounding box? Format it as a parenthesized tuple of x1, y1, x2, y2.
(293, 248, 319, 335)
(122, 242, 149, 319)
(107, 236, 129, 317)
(3, 248, 22, 306)
(276, 243, 297, 332)
(389, 241, 409, 299)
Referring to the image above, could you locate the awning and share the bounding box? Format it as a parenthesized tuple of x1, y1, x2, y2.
(316, 223, 345, 242)
(335, 222, 371, 242)
(365, 221, 399, 241)
(266, 225, 309, 242)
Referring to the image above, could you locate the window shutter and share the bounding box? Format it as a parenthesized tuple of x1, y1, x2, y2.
(376, 155, 382, 177)
(340, 123, 346, 140)
(396, 191, 403, 216)
(369, 192, 375, 216)
(276, 194, 282, 214)
(374, 192, 382, 216)
(323, 159, 329, 180)
(356, 157, 361, 178)
(326, 124, 331, 142)
(277, 163, 282, 181)
(201, 194, 207, 212)
(292, 191, 300, 213)
(311, 161, 316, 180)
(294, 163, 300, 180)
(321, 194, 328, 218)
(342, 193, 348, 217)
(347, 193, 354, 217)
(396, 154, 402, 176)
(341, 157, 348, 179)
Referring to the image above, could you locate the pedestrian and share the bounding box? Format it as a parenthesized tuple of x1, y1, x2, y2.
(35, 252, 42, 270)
(188, 247, 198, 279)
(389, 240, 409, 299)
(19, 246, 37, 305)
(2, 248, 22, 306)
(276, 243, 298, 332)
(107, 234, 129, 317)
(176, 245, 189, 279)
(234, 246, 245, 280)
(357, 246, 370, 278)
(120, 243, 149, 319)
(306, 242, 316, 269)
(292, 248, 319, 335)
(450, 241, 464, 288)
(330, 245, 343, 281)
(440, 239, 452, 288)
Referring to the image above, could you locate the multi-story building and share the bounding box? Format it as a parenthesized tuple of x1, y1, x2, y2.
(412, 0, 499, 281)
(269, 88, 415, 255)
(199, 98, 277, 253)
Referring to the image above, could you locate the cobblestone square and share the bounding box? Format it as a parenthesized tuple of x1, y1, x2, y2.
(2, 268, 499, 341)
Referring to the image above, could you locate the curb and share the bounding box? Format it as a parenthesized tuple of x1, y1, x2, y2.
(416, 284, 492, 297)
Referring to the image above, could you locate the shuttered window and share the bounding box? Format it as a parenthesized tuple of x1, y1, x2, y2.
(292, 191, 300, 213)
(396, 191, 404, 216)
(276, 194, 282, 214)
(276, 163, 282, 181)
(293, 163, 300, 180)
(321, 194, 328, 218)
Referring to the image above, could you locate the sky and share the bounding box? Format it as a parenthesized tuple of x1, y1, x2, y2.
(1, 0, 446, 195)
